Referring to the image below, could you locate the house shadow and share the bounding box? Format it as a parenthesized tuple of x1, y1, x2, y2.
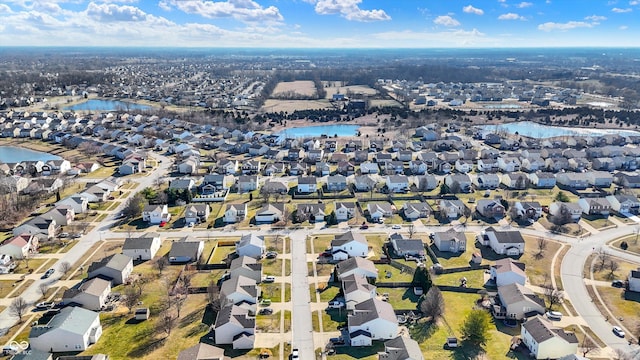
(623, 290, 640, 303)
(429, 243, 464, 261)
(474, 241, 522, 261)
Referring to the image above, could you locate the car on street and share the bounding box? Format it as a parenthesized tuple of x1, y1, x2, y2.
(41, 268, 55, 279)
(391, 225, 401, 229)
(258, 308, 273, 315)
(34, 302, 54, 311)
(613, 326, 626, 338)
(265, 251, 277, 259)
(291, 348, 299, 360)
(263, 276, 276, 283)
(546, 311, 562, 320)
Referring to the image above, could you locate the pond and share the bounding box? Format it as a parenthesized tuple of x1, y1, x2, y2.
(0, 146, 61, 163)
(478, 121, 640, 139)
(64, 99, 152, 111)
(275, 124, 360, 140)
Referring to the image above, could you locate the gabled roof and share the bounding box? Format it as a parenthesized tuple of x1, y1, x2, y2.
(177, 343, 226, 360)
(332, 231, 367, 247)
(336, 257, 378, 278)
(348, 298, 397, 326)
(493, 258, 526, 276)
(380, 336, 424, 360)
(498, 283, 545, 309)
(523, 315, 578, 344)
(29, 306, 99, 338)
(214, 303, 255, 329)
(63, 277, 111, 299)
(87, 254, 132, 273)
(237, 234, 264, 249)
(122, 233, 160, 251)
(485, 227, 524, 244)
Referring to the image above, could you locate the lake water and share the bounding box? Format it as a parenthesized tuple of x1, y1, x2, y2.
(0, 146, 61, 163)
(479, 121, 640, 138)
(276, 124, 360, 139)
(64, 99, 152, 111)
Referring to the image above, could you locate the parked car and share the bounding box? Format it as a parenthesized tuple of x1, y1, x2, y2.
(328, 300, 345, 309)
(259, 308, 273, 315)
(58, 232, 69, 238)
(71, 233, 82, 238)
(260, 299, 272, 306)
(263, 276, 276, 283)
(613, 326, 626, 338)
(330, 337, 345, 346)
(41, 268, 55, 279)
(391, 225, 401, 230)
(359, 223, 369, 229)
(612, 280, 625, 288)
(2, 345, 19, 356)
(546, 311, 562, 321)
(265, 251, 278, 259)
(34, 302, 54, 311)
(291, 348, 299, 360)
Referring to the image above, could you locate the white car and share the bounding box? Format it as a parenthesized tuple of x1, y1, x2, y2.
(328, 300, 345, 309)
(613, 326, 625, 338)
(263, 276, 276, 283)
(546, 311, 562, 320)
(391, 225, 401, 229)
(291, 348, 299, 360)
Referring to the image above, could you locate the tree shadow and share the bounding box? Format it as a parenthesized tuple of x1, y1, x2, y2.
(127, 337, 167, 358)
(451, 341, 486, 360)
(179, 307, 205, 328)
(408, 319, 437, 343)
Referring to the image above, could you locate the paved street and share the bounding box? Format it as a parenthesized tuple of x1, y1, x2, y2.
(288, 229, 315, 360)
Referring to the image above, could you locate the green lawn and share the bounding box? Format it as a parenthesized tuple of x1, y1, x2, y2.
(376, 264, 414, 283)
(311, 234, 334, 254)
(210, 245, 235, 264)
(597, 286, 640, 340)
(261, 283, 291, 303)
(382, 287, 419, 310)
(262, 258, 283, 277)
(583, 217, 615, 229)
(256, 311, 281, 332)
(433, 269, 485, 289)
(311, 284, 341, 302)
(428, 233, 485, 268)
(327, 342, 384, 360)
(520, 236, 563, 287)
(322, 308, 347, 332)
(38, 239, 78, 254)
(610, 234, 640, 256)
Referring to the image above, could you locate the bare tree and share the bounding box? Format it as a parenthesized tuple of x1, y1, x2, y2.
(535, 237, 547, 259)
(543, 286, 564, 310)
(134, 275, 150, 297)
(408, 224, 415, 238)
(207, 280, 221, 310)
(123, 286, 141, 314)
(581, 336, 598, 357)
(419, 287, 445, 322)
(156, 310, 176, 337)
(153, 257, 168, 276)
(613, 348, 629, 360)
(178, 272, 193, 291)
(173, 294, 187, 318)
(9, 297, 29, 322)
(608, 259, 620, 280)
(59, 261, 71, 275)
(597, 248, 610, 272)
(39, 282, 50, 297)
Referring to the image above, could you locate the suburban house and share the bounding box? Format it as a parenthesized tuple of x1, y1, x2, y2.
(385, 175, 410, 193)
(474, 173, 500, 190)
(528, 172, 557, 189)
(479, 227, 525, 256)
(444, 173, 472, 193)
(229, 256, 262, 283)
(414, 174, 438, 191)
(341, 273, 377, 310)
(122, 233, 161, 261)
(220, 275, 259, 305)
(476, 199, 506, 219)
(520, 315, 579, 360)
(549, 202, 583, 222)
(237, 175, 258, 193)
(514, 201, 543, 220)
(87, 253, 133, 285)
(354, 175, 378, 192)
(438, 199, 467, 219)
(335, 202, 357, 222)
(497, 157, 521, 172)
(501, 173, 529, 189)
(297, 176, 318, 193)
(454, 159, 473, 173)
(42, 205, 75, 226)
(586, 171, 614, 187)
(432, 229, 466, 253)
(378, 336, 424, 360)
(327, 175, 348, 192)
(490, 258, 526, 287)
(556, 173, 589, 190)
(606, 194, 640, 215)
(254, 203, 285, 223)
(185, 204, 210, 225)
(614, 172, 640, 188)
(236, 234, 265, 259)
(477, 158, 499, 173)
(168, 236, 204, 263)
(402, 202, 431, 220)
(224, 203, 247, 223)
(177, 343, 227, 360)
(142, 204, 171, 225)
(493, 283, 545, 320)
(214, 304, 255, 349)
(336, 257, 378, 280)
(389, 235, 425, 258)
(367, 203, 395, 222)
(29, 307, 102, 352)
(577, 197, 612, 216)
(331, 231, 369, 261)
(629, 268, 640, 292)
(217, 159, 238, 174)
(0, 233, 38, 259)
(348, 298, 398, 346)
(56, 195, 88, 214)
(13, 216, 57, 238)
(62, 277, 111, 311)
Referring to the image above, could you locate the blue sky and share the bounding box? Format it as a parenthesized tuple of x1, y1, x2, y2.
(0, 0, 638, 47)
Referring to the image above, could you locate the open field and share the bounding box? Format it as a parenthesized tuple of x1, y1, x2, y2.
(323, 83, 378, 99)
(272, 81, 317, 97)
(596, 286, 640, 340)
(261, 99, 331, 112)
(520, 236, 563, 287)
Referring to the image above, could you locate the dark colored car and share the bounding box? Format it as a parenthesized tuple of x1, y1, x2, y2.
(259, 308, 273, 315)
(41, 268, 55, 279)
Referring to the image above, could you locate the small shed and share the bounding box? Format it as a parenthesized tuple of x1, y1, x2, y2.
(135, 308, 150, 321)
(471, 252, 482, 265)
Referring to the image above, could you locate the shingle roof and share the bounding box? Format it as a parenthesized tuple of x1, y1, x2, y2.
(29, 307, 99, 338)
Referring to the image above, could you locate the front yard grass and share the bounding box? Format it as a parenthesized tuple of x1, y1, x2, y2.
(591, 257, 638, 282)
(429, 232, 485, 268)
(583, 216, 615, 230)
(322, 308, 347, 332)
(311, 234, 334, 254)
(610, 234, 640, 256)
(327, 342, 383, 360)
(256, 311, 281, 332)
(520, 235, 562, 287)
(262, 258, 283, 277)
(596, 286, 640, 340)
(311, 283, 341, 302)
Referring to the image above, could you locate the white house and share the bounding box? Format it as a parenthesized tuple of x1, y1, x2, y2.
(628, 268, 640, 292)
(454, 159, 473, 173)
(185, 204, 210, 225)
(236, 234, 265, 259)
(348, 298, 398, 346)
(578, 197, 612, 216)
(254, 203, 284, 223)
(378, 336, 424, 360)
(56, 195, 88, 214)
(220, 275, 259, 305)
(549, 202, 582, 222)
(142, 204, 171, 225)
(528, 172, 556, 189)
(494, 283, 545, 320)
(168, 236, 204, 263)
(342, 274, 376, 310)
(474, 173, 500, 190)
(335, 202, 357, 222)
(214, 303, 255, 349)
(0, 233, 38, 259)
(432, 229, 466, 253)
(331, 231, 369, 261)
(29, 307, 102, 352)
(297, 176, 317, 193)
(62, 277, 111, 311)
(497, 157, 521, 172)
(606, 194, 640, 215)
(224, 203, 247, 223)
(87, 254, 133, 285)
(491, 258, 526, 287)
(367, 203, 394, 222)
(521, 315, 578, 359)
(479, 227, 525, 256)
(336, 257, 378, 280)
(385, 175, 409, 193)
(122, 233, 161, 261)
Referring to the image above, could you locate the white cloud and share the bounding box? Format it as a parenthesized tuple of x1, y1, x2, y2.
(373, 28, 490, 47)
(516, 2, 533, 8)
(86, 2, 149, 22)
(612, 7, 632, 12)
(0, 4, 13, 14)
(433, 15, 460, 27)
(498, 13, 524, 20)
(630, 0, 640, 5)
(463, 5, 484, 15)
(585, 15, 607, 21)
(159, 0, 284, 23)
(620, 25, 628, 29)
(538, 21, 594, 31)
(314, 0, 390, 22)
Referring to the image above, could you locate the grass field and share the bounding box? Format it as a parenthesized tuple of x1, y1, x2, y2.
(520, 236, 563, 287)
(272, 81, 316, 97)
(596, 286, 640, 340)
